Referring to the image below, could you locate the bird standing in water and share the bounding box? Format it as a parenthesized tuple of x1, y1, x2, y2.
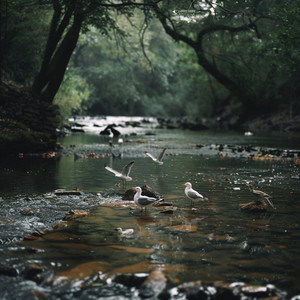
(132, 186, 161, 211)
(246, 183, 275, 209)
(239, 184, 275, 212)
(182, 182, 206, 207)
(145, 148, 167, 165)
(107, 128, 114, 139)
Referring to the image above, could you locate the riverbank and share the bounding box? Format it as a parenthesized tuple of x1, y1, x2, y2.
(0, 79, 60, 155)
(1, 78, 299, 155)
(156, 110, 300, 133)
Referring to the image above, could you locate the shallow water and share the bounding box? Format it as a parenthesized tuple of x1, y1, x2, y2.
(0, 116, 300, 299)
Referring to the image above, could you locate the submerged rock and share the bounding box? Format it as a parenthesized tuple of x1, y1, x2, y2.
(0, 264, 18, 277)
(100, 125, 121, 136)
(239, 200, 268, 213)
(114, 273, 148, 287)
(139, 270, 167, 298)
(122, 185, 163, 201)
(63, 209, 89, 220)
(54, 189, 83, 196)
(23, 263, 43, 281)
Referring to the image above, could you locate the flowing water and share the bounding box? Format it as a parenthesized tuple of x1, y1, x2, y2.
(0, 116, 300, 299)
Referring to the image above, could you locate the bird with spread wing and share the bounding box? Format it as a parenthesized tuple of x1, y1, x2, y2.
(145, 147, 167, 165)
(105, 161, 134, 183)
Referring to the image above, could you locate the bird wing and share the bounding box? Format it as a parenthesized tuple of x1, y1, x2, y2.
(105, 166, 121, 176)
(137, 196, 157, 206)
(253, 190, 271, 198)
(145, 152, 156, 161)
(187, 189, 204, 199)
(121, 161, 134, 176)
(157, 148, 167, 161)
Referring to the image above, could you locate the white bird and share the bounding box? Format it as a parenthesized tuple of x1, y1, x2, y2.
(145, 148, 167, 165)
(107, 128, 114, 138)
(115, 227, 134, 236)
(244, 131, 253, 136)
(183, 182, 205, 206)
(132, 186, 161, 211)
(105, 161, 134, 181)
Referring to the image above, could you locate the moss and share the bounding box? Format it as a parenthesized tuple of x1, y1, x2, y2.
(0, 79, 60, 155)
(0, 119, 57, 154)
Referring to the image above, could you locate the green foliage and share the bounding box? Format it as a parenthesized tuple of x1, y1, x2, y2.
(154, 0, 300, 116)
(0, 0, 51, 84)
(54, 64, 90, 122)
(2, 0, 299, 121)
(70, 12, 222, 118)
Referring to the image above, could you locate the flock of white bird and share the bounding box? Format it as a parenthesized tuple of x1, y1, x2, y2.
(104, 147, 207, 212)
(103, 139, 275, 236)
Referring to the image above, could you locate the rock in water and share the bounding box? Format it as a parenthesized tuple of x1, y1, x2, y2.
(139, 270, 167, 298)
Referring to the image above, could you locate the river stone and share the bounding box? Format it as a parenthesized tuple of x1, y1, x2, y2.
(100, 125, 121, 136)
(23, 263, 43, 280)
(0, 264, 18, 277)
(63, 209, 90, 220)
(139, 270, 167, 298)
(122, 185, 163, 201)
(54, 189, 83, 196)
(114, 273, 148, 287)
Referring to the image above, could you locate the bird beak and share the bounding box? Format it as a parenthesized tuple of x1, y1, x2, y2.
(266, 198, 276, 209)
(182, 184, 186, 186)
(131, 187, 137, 190)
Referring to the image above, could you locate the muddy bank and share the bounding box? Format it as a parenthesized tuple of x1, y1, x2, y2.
(157, 111, 300, 133)
(0, 79, 60, 155)
(242, 111, 300, 133)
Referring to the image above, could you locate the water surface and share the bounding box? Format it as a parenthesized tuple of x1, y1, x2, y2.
(0, 116, 300, 299)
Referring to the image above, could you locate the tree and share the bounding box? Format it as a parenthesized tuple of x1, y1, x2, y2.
(0, 0, 50, 83)
(149, 1, 269, 115)
(146, 0, 300, 119)
(29, 0, 160, 104)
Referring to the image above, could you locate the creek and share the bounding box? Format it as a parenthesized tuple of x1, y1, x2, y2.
(0, 116, 300, 299)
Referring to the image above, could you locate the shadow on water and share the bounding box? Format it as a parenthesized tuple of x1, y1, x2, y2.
(0, 117, 300, 299)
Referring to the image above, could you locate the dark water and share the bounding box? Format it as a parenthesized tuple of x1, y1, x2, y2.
(0, 117, 300, 299)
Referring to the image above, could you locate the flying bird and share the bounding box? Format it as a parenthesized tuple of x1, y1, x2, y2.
(132, 186, 161, 211)
(145, 148, 167, 165)
(183, 182, 206, 206)
(105, 161, 134, 181)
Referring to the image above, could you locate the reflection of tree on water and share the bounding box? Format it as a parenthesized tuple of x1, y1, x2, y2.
(0, 157, 58, 194)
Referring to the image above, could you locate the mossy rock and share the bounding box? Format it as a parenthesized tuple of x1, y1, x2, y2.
(0, 120, 57, 154)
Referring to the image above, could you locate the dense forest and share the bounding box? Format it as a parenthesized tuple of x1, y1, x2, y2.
(0, 0, 300, 149)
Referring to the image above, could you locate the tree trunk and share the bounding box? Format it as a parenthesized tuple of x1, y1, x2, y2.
(154, 6, 255, 116)
(31, 6, 82, 104)
(31, 2, 63, 94)
(41, 14, 83, 103)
